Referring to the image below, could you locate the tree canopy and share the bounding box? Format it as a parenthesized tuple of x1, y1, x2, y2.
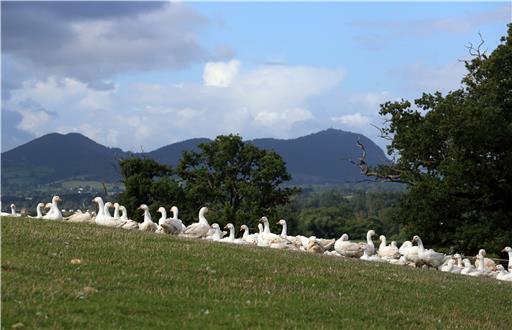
(118, 135, 299, 228)
(366, 24, 512, 252)
(176, 134, 299, 229)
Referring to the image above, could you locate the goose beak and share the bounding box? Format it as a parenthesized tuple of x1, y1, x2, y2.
(502, 248, 506, 252)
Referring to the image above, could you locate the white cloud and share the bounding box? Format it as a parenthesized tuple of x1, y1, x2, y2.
(332, 113, 370, 126)
(6, 60, 346, 150)
(203, 60, 240, 87)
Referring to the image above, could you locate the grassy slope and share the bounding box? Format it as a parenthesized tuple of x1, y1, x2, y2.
(2, 217, 511, 329)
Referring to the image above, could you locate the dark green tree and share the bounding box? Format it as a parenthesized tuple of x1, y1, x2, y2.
(176, 134, 299, 229)
(363, 25, 512, 253)
(117, 158, 184, 221)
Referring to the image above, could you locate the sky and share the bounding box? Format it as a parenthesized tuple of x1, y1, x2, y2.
(2, 1, 510, 153)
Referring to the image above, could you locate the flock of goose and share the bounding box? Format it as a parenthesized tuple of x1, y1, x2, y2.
(3, 196, 512, 282)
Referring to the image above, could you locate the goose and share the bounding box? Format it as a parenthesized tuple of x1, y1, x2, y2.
(138, 204, 157, 232)
(93, 197, 124, 227)
(360, 246, 383, 262)
(154, 207, 168, 234)
(204, 223, 223, 241)
(66, 209, 93, 223)
(4, 204, 21, 217)
(276, 219, 302, 246)
(42, 196, 63, 221)
(119, 205, 140, 230)
(221, 223, 247, 244)
(503, 247, 512, 271)
(440, 259, 457, 273)
(169, 206, 186, 232)
(28, 203, 45, 219)
(240, 225, 258, 244)
(334, 233, 365, 258)
(378, 235, 400, 259)
(474, 249, 496, 271)
(467, 254, 487, 277)
(306, 239, 325, 254)
(258, 216, 289, 246)
(496, 265, 512, 281)
(43, 202, 54, 217)
(181, 207, 211, 238)
(364, 230, 377, 255)
(412, 235, 446, 268)
(461, 259, 475, 275)
(159, 207, 185, 235)
(399, 241, 420, 264)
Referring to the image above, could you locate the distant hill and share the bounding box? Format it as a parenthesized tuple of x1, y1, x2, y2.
(1, 129, 389, 193)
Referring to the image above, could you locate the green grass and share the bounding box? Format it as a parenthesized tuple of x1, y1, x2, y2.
(2, 217, 511, 329)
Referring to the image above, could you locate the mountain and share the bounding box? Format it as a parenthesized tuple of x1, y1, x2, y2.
(1, 129, 389, 193)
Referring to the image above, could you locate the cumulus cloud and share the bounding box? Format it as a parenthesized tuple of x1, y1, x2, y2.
(332, 113, 371, 126)
(4, 61, 345, 151)
(1, 1, 213, 96)
(203, 60, 240, 87)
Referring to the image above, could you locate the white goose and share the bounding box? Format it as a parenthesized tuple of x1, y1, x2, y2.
(364, 230, 377, 255)
(461, 258, 475, 275)
(28, 203, 45, 219)
(412, 235, 446, 268)
(138, 204, 157, 232)
(503, 247, 512, 271)
(159, 206, 186, 235)
(474, 249, 496, 271)
(496, 265, 512, 281)
(334, 233, 364, 258)
(42, 196, 63, 221)
(258, 216, 289, 247)
(360, 245, 383, 262)
(205, 223, 223, 241)
(93, 197, 124, 227)
(240, 225, 258, 245)
(119, 205, 140, 230)
(378, 235, 400, 259)
(276, 219, 301, 246)
(154, 207, 168, 234)
(66, 209, 93, 223)
(221, 223, 247, 244)
(399, 240, 420, 264)
(181, 207, 211, 238)
(4, 204, 21, 217)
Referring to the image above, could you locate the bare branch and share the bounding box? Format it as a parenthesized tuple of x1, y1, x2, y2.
(349, 138, 411, 185)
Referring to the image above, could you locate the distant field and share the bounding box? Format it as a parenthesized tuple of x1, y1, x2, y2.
(2, 217, 511, 329)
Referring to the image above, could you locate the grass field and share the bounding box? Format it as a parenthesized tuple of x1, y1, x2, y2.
(2, 217, 511, 329)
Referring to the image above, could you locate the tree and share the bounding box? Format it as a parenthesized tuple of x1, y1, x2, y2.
(361, 24, 512, 253)
(176, 134, 299, 229)
(117, 158, 184, 221)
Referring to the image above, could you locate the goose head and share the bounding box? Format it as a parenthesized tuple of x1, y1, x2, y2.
(10, 204, 15, 210)
(240, 224, 248, 232)
(104, 202, 113, 209)
(157, 207, 166, 214)
(390, 241, 397, 247)
(340, 233, 349, 241)
(114, 202, 120, 208)
(277, 219, 286, 226)
(44, 203, 52, 210)
(138, 204, 149, 211)
(368, 230, 376, 236)
(259, 216, 269, 224)
(224, 223, 234, 230)
(412, 235, 420, 242)
(52, 195, 61, 204)
(477, 249, 486, 257)
(502, 246, 511, 253)
(211, 223, 220, 230)
(92, 197, 103, 204)
(379, 235, 385, 241)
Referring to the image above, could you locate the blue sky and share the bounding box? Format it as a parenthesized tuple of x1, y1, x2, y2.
(2, 1, 510, 152)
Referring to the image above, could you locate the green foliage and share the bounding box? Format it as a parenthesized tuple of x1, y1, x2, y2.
(117, 158, 184, 221)
(372, 24, 512, 252)
(176, 134, 299, 229)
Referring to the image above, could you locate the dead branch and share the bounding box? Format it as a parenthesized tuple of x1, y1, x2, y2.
(349, 138, 411, 185)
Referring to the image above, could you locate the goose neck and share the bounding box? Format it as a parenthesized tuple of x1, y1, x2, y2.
(113, 205, 120, 219)
(366, 232, 374, 246)
(199, 208, 208, 225)
(416, 238, 425, 253)
(280, 222, 287, 238)
(229, 227, 235, 240)
(96, 199, 105, 216)
(120, 207, 128, 220)
(144, 209, 152, 223)
(159, 209, 167, 221)
(36, 205, 43, 218)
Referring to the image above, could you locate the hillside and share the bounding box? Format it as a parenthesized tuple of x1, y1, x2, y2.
(1, 129, 389, 193)
(2, 217, 511, 328)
